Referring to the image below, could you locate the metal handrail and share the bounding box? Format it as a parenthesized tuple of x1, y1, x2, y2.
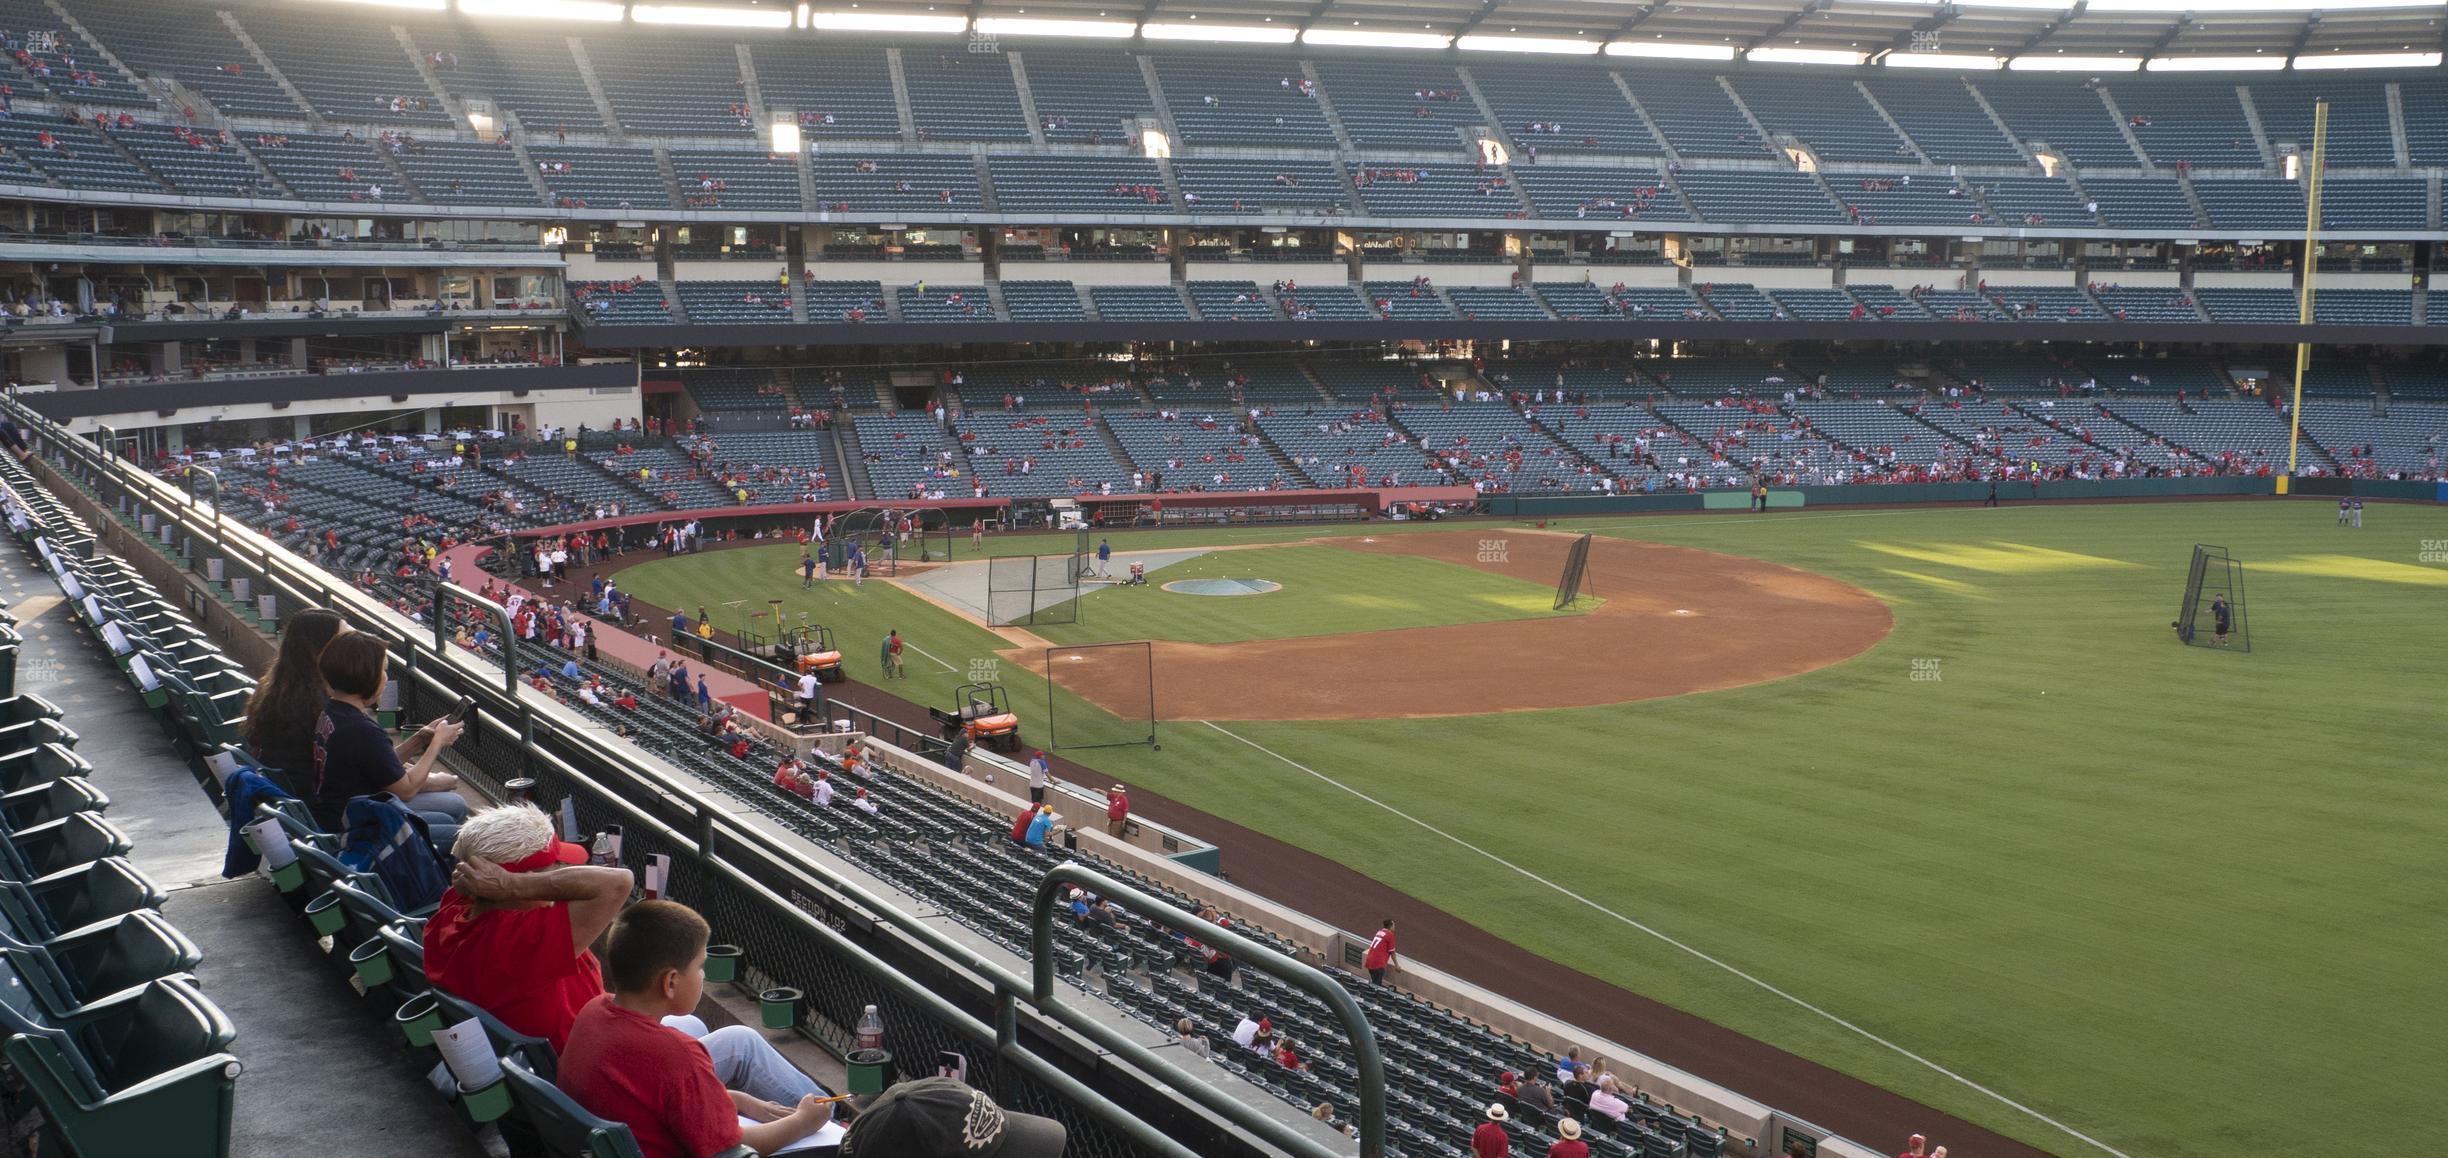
(1033, 863, 1386, 1158)
(430, 581, 519, 695)
(181, 464, 220, 555)
(15, 400, 1369, 1158)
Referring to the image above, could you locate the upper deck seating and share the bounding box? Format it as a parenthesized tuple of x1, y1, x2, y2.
(409, 19, 605, 131)
(1016, 50, 1155, 145)
(244, 14, 450, 126)
(1618, 67, 1762, 159)
(585, 37, 752, 137)
(1472, 62, 1662, 156)
(1151, 55, 1336, 147)
(1972, 75, 2138, 168)
(749, 42, 901, 140)
(1310, 59, 1483, 150)
(902, 48, 1031, 142)
(530, 145, 670, 210)
(1727, 71, 1914, 164)
(1863, 75, 2025, 166)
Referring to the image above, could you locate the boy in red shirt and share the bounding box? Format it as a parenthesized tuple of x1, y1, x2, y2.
(560, 901, 838, 1158)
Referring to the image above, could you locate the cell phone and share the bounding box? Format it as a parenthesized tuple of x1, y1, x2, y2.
(445, 696, 475, 725)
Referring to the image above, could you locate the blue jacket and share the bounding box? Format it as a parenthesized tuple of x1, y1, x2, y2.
(1025, 811, 1053, 848)
(220, 767, 295, 878)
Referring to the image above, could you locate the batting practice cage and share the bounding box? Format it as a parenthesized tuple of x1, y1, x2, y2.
(2173, 543, 2251, 652)
(987, 553, 1083, 626)
(1554, 533, 1595, 610)
(1044, 642, 1157, 751)
(824, 507, 953, 575)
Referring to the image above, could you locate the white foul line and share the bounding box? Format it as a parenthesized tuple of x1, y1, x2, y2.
(901, 640, 962, 673)
(1198, 719, 2131, 1158)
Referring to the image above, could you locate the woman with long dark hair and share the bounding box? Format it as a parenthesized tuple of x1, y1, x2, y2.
(243, 607, 348, 793)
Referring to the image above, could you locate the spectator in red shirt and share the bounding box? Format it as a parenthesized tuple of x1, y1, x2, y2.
(1362, 918, 1398, 984)
(422, 805, 628, 1052)
(559, 901, 837, 1158)
(1550, 1118, 1590, 1158)
(1104, 785, 1129, 837)
(1473, 1104, 1512, 1158)
(1898, 1134, 1928, 1158)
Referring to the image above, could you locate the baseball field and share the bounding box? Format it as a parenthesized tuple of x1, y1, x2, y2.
(610, 499, 2447, 1157)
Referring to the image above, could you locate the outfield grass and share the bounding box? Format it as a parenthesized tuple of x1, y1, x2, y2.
(1033, 543, 1588, 645)
(615, 501, 2448, 1157)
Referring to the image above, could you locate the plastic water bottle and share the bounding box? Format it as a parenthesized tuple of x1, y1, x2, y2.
(855, 1004, 884, 1051)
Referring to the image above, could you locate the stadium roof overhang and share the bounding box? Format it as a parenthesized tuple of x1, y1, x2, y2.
(524, 0, 2448, 69)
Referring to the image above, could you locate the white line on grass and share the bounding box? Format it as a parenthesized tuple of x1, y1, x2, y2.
(901, 640, 962, 673)
(1570, 504, 2042, 534)
(1198, 719, 2131, 1158)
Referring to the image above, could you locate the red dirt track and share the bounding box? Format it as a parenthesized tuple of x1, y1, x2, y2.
(1037, 529, 1893, 719)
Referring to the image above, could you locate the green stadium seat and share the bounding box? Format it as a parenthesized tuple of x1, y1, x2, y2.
(1, 776, 110, 829)
(0, 974, 239, 1158)
(0, 743, 94, 794)
(500, 1053, 758, 1158)
(0, 909, 199, 1003)
(2, 812, 133, 878)
(0, 858, 166, 940)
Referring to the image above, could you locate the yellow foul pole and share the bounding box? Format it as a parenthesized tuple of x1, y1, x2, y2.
(2280, 98, 2328, 495)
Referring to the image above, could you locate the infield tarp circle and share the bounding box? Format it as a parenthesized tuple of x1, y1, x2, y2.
(1162, 578, 1283, 596)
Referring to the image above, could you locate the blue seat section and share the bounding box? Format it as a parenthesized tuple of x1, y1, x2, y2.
(1727, 71, 1913, 164)
(989, 155, 1170, 215)
(393, 139, 538, 206)
(1275, 282, 1373, 322)
(1350, 164, 1522, 218)
(895, 284, 993, 323)
(750, 42, 901, 140)
(1473, 62, 1661, 157)
(571, 280, 672, 325)
(2192, 177, 2428, 231)
(1618, 66, 1763, 159)
(2248, 76, 2394, 168)
(1512, 165, 1686, 222)
(1186, 282, 1279, 322)
(1983, 286, 2107, 323)
(2093, 287, 2201, 324)
(1692, 283, 1776, 321)
(1398, 402, 1582, 491)
(1310, 58, 1482, 150)
(409, 19, 605, 132)
(1833, 175, 1985, 228)
(1863, 75, 2023, 166)
(245, 13, 450, 126)
(1255, 407, 1434, 488)
(2300, 400, 2448, 476)
(2404, 77, 2448, 165)
(2112, 79, 2259, 168)
(1674, 169, 1844, 225)
(670, 150, 801, 211)
(803, 281, 885, 323)
(1002, 280, 1088, 322)
(73, 0, 301, 118)
(1976, 177, 2091, 227)
(676, 281, 792, 325)
(530, 145, 670, 211)
(1089, 285, 1192, 322)
(585, 36, 752, 137)
(1018, 50, 1156, 145)
(1972, 75, 2137, 168)
(110, 123, 277, 198)
(0, 119, 160, 194)
(1174, 158, 1347, 215)
(1446, 285, 1548, 321)
(245, 132, 388, 202)
(1152, 55, 1336, 147)
(1363, 280, 1455, 321)
(2078, 178, 2198, 230)
(811, 154, 980, 212)
(902, 47, 1030, 142)
(0, 0, 148, 107)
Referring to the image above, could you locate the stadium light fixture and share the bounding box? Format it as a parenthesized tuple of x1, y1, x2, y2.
(806, 10, 967, 32)
(317, 0, 447, 10)
(461, 0, 622, 17)
(1604, 41, 1737, 61)
(771, 117, 801, 155)
(1748, 47, 1869, 65)
(2146, 55, 2287, 71)
(1141, 22, 1297, 43)
(1301, 28, 1452, 49)
(2294, 50, 2443, 69)
(974, 16, 1135, 37)
(634, 4, 793, 27)
(1457, 34, 1600, 54)
(2008, 54, 2143, 70)
(1884, 51, 2005, 68)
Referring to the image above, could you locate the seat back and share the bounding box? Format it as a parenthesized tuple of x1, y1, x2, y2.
(19, 857, 165, 933)
(78, 975, 237, 1089)
(429, 986, 557, 1084)
(0, 742, 89, 794)
(0, 775, 108, 829)
(25, 908, 200, 999)
(499, 1054, 647, 1158)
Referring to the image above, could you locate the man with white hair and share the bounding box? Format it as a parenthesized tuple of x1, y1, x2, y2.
(426, 806, 831, 1107)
